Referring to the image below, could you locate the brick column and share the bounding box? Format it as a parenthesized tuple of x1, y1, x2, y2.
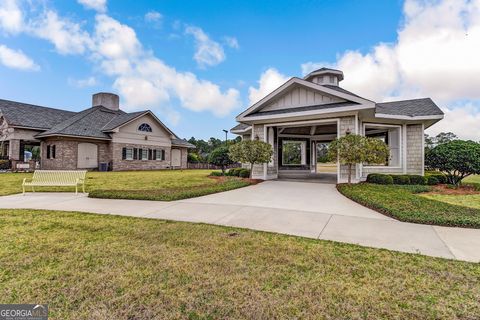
(8, 139, 20, 160)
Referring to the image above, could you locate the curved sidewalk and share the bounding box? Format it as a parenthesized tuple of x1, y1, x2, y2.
(0, 180, 479, 262)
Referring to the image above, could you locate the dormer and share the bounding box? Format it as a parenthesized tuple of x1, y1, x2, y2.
(304, 67, 344, 86)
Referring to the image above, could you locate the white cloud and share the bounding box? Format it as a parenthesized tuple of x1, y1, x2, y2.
(185, 26, 225, 68)
(78, 0, 107, 12)
(68, 76, 97, 88)
(145, 11, 162, 23)
(0, 0, 23, 34)
(224, 36, 239, 49)
(32, 10, 93, 55)
(427, 104, 480, 141)
(0, 44, 39, 71)
(248, 68, 289, 105)
(302, 0, 480, 139)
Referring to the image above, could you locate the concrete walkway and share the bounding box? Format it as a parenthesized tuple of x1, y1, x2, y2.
(1, 180, 479, 262)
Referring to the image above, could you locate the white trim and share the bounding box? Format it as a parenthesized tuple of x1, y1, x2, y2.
(421, 123, 425, 175)
(231, 126, 252, 134)
(263, 125, 267, 180)
(362, 122, 403, 170)
(240, 104, 373, 122)
(236, 77, 375, 120)
(36, 133, 110, 141)
(403, 124, 407, 174)
(375, 113, 444, 121)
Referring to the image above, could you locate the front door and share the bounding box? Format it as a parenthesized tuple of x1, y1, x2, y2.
(77, 143, 98, 169)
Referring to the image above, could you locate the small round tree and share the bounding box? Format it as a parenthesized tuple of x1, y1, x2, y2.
(328, 134, 389, 184)
(229, 140, 273, 178)
(208, 145, 234, 175)
(426, 140, 480, 185)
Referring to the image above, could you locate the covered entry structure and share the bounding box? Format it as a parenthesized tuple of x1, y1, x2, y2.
(231, 67, 444, 183)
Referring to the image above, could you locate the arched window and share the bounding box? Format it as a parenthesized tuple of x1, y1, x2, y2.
(138, 123, 152, 132)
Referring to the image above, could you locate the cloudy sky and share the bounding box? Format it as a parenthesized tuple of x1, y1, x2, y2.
(0, 0, 479, 140)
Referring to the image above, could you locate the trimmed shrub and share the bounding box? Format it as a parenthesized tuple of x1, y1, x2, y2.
(210, 171, 223, 177)
(408, 175, 427, 185)
(366, 174, 393, 185)
(426, 172, 447, 184)
(227, 168, 242, 177)
(239, 169, 250, 178)
(0, 159, 10, 170)
(426, 175, 440, 185)
(391, 175, 411, 185)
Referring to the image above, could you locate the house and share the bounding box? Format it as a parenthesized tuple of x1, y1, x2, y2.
(231, 68, 444, 183)
(0, 92, 194, 171)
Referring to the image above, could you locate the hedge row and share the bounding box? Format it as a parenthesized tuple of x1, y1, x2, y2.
(366, 172, 447, 185)
(210, 168, 251, 178)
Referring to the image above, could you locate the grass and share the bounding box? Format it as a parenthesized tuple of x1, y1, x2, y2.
(0, 170, 253, 201)
(1, 209, 479, 319)
(422, 194, 480, 210)
(337, 183, 480, 228)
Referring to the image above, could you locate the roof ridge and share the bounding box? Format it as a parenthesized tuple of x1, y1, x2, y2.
(0, 98, 75, 114)
(377, 97, 432, 105)
(38, 107, 98, 136)
(101, 110, 148, 131)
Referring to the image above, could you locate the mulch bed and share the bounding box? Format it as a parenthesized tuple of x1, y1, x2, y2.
(425, 184, 480, 195)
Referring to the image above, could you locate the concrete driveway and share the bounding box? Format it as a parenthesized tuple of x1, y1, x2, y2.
(0, 180, 479, 262)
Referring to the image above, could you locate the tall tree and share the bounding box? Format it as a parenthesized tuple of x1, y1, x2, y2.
(328, 134, 389, 184)
(229, 140, 273, 178)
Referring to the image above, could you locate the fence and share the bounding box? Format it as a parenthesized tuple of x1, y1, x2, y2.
(187, 162, 241, 170)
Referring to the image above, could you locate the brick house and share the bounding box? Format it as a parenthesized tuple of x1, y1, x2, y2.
(231, 67, 444, 183)
(0, 92, 194, 171)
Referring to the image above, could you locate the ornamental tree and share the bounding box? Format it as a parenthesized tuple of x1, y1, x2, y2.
(229, 140, 273, 178)
(328, 134, 389, 184)
(208, 145, 234, 175)
(425, 140, 480, 185)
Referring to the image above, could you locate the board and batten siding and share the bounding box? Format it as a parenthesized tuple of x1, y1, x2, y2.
(261, 86, 345, 113)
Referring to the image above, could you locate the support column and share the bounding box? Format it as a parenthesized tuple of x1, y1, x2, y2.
(8, 139, 20, 161)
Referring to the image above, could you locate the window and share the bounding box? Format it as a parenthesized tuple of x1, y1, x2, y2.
(122, 147, 133, 160)
(364, 124, 401, 167)
(156, 149, 165, 160)
(140, 148, 148, 160)
(46, 145, 56, 159)
(282, 140, 306, 165)
(138, 123, 152, 132)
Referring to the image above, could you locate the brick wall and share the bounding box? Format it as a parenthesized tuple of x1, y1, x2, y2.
(406, 124, 424, 175)
(111, 142, 172, 171)
(40, 138, 111, 170)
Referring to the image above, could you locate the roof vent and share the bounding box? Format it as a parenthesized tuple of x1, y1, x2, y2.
(304, 67, 344, 86)
(92, 92, 119, 111)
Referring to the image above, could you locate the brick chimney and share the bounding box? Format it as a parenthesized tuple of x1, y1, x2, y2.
(92, 92, 120, 111)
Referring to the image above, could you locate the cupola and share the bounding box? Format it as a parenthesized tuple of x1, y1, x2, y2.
(304, 67, 344, 86)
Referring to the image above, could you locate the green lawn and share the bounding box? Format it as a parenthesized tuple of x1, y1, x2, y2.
(464, 175, 480, 184)
(422, 194, 480, 210)
(0, 170, 253, 201)
(1, 209, 479, 319)
(338, 183, 480, 228)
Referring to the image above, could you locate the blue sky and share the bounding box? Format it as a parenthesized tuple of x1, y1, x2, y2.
(1, 0, 479, 140)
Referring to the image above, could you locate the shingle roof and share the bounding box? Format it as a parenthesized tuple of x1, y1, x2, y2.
(102, 111, 146, 131)
(245, 101, 360, 117)
(36, 106, 122, 139)
(375, 98, 444, 117)
(322, 85, 370, 100)
(0, 99, 76, 129)
(230, 123, 251, 132)
(171, 138, 195, 148)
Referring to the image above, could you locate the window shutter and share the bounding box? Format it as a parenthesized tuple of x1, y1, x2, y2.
(153, 149, 157, 160)
(52, 145, 56, 159)
(133, 148, 138, 160)
(162, 149, 165, 160)
(139, 148, 143, 160)
(148, 149, 152, 160)
(47, 146, 51, 159)
(122, 147, 126, 160)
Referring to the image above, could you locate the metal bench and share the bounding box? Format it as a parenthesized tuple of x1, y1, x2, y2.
(22, 170, 87, 195)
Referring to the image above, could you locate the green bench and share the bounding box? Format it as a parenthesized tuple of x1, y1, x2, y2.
(22, 170, 87, 195)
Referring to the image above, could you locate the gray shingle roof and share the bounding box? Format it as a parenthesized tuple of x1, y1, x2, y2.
(245, 101, 360, 117)
(375, 98, 444, 117)
(102, 111, 147, 131)
(36, 106, 121, 139)
(171, 138, 195, 148)
(322, 85, 370, 100)
(230, 123, 251, 132)
(0, 99, 76, 129)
